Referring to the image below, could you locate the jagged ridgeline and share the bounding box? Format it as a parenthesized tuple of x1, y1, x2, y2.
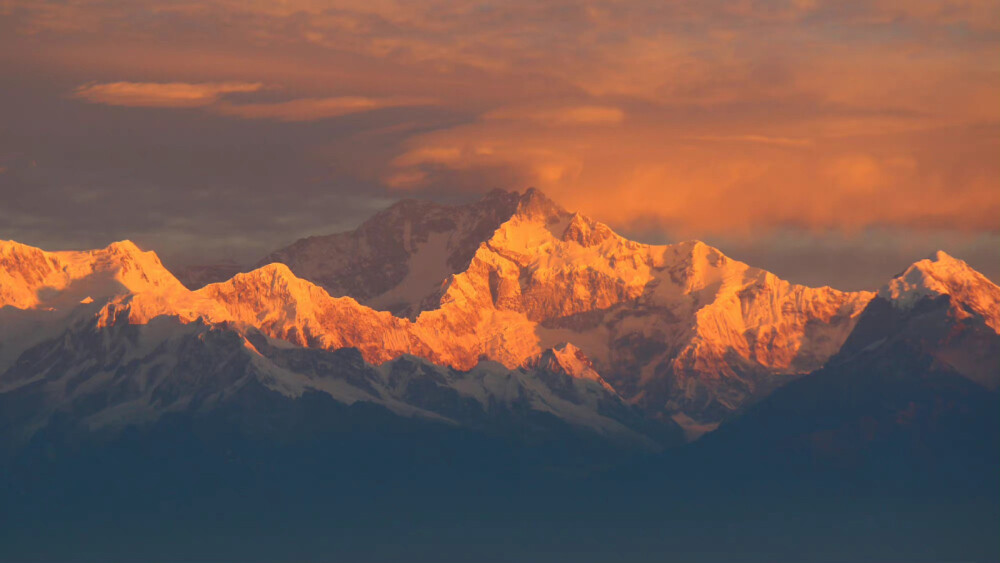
(1, 189, 998, 562)
(184, 188, 879, 432)
(3, 189, 999, 447)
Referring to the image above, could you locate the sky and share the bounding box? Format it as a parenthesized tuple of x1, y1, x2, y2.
(0, 0, 997, 290)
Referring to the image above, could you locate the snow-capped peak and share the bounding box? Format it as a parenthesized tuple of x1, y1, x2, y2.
(0, 239, 41, 255)
(1, 240, 59, 309)
(515, 187, 569, 222)
(879, 251, 1000, 331)
(197, 263, 330, 322)
(0, 239, 190, 311)
(561, 213, 620, 247)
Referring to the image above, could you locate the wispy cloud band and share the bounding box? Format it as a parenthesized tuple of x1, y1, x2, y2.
(71, 81, 431, 121)
(73, 81, 264, 108)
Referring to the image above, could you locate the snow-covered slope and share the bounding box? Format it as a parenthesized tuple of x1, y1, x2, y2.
(0, 239, 676, 449)
(0, 312, 670, 451)
(1, 239, 172, 308)
(0, 239, 226, 322)
(0, 239, 228, 371)
(405, 190, 875, 425)
(195, 264, 424, 363)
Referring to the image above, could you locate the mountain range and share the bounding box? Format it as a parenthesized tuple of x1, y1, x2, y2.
(192, 188, 877, 432)
(3, 189, 998, 447)
(1, 188, 998, 562)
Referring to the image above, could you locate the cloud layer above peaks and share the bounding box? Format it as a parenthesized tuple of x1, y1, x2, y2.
(0, 0, 997, 286)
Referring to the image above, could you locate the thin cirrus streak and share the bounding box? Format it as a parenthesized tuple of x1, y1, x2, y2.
(484, 105, 626, 126)
(71, 81, 433, 121)
(72, 81, 265, 108)
(211, 96, 436, 122)
(688, 135, 814, 148)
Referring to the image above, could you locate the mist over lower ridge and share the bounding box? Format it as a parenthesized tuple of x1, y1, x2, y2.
(2, 188, 998, 562)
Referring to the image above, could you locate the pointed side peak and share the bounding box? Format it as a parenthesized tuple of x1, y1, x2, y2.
(565, 212, 589, 227)
(102, 240, 147, 258)
(903, 250, 966, 276)
(675, 240, 729, 264)
(879, 252, 1000, 326)
(199, 263, 329, 312)
(533, 343, 614, 387)
(3, 239, 191, 311)
(519, 186, 555, 204)
(255, 262, 296, 277)
(515, 187, 567, 221)
(546, 342, 597, 368)
(688, 240, 715, 253)
(0, 240, 59, 309)
(561, 213, 619, 246)
(106, 239, 141, 251)
(0, 239, 39, 253)
(676, 239, 706, 252)
(534, 341, 584, 363)
(900, 251, 980, 282)
(99, 240, 169, 268)
(930, 249, 957, 263)
(225, 262, 305, 288)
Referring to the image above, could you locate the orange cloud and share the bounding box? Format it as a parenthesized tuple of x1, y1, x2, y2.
(387, 117, 1000, 236)
(71, 82, 429, 121)
(212, 96, 434, 121)
(10, 0, 1000, 240)
(72, 81, 263, 108)
(689, 135, 814, 147)
(485, 105, 625, 126)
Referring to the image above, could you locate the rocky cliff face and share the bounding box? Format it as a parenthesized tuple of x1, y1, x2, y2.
(257, 189, 522, 318)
